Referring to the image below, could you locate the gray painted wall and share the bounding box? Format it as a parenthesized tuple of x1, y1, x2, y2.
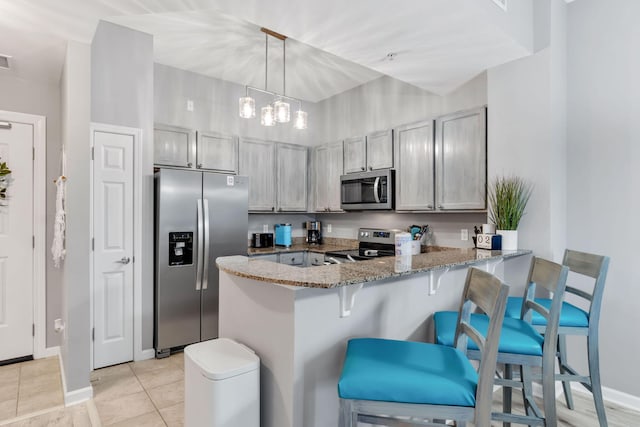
(566, 0, 640, 397)
(60, 40, 91, 392)
(154, 63, 320, 147)
(91, 21, 155, 351)
(0, 73, 63, 347)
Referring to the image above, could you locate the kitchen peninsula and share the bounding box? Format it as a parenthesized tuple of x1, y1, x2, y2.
(216, 249, 531, 427)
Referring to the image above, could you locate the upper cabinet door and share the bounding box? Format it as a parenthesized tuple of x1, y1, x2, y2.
(239, 138, 276, 212)
(395, 121, 435, 211)
(327, 141, 344, 211)
(196, 131, 238, 173)
(277, 144, 308, 212)
(154, 124, 194, 168)
(435, 107, 487, 210)
(343, 136, 366, 174)
(314, 141, 344, 212)
(366, 129, 393, 170)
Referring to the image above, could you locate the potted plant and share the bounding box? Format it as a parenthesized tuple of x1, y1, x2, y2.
(488, 176, 533, 250)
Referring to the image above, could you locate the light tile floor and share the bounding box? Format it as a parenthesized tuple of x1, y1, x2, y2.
(2, 353, 640, 426)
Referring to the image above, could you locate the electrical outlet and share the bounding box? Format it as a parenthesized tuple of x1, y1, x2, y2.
(461, 229, 469, 241)
(327, 224, 332, 233)
(54, 318, 65, 332)
(186, 99, 194, 111)
(263, 224, 268, 233)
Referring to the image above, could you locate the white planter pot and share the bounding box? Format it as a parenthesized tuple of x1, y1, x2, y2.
(497, 230, 518, 251)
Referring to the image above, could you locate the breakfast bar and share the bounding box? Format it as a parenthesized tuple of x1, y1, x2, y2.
(216, 249, 531, 427)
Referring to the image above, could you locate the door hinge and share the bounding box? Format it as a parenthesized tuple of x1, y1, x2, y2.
(33, 147, 35, 161)
(32, 324, 35, 337)
(92, 327, 95, 342)
(32, 235, 35, 248)
(91, 238, 94, 251)
(91, 147, 94, 161)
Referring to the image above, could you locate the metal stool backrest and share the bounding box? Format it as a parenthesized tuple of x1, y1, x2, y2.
(562, 249, 610, 334)
(454, 267, 510, 424)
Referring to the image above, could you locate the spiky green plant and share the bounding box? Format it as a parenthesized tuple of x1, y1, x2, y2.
(488, 176, 533, 230)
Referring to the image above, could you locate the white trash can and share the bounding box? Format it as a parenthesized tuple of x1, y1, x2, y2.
(184, 338, 260, 427)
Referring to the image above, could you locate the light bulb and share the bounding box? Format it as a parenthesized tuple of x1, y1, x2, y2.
(239, 96, 255, 118)
(274, 100, 290, 123)
(261, 105, 276, 126)
(294, 110, 308, 130)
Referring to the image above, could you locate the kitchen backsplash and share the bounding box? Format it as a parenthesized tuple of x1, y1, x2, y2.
(249, 211, 487, 249)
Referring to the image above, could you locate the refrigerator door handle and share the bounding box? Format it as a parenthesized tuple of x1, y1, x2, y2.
(202, 199, 210, 290)
(196, 199, 204, 291)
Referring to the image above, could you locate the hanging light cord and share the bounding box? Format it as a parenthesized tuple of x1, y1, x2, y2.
(264, 32, 268, 91)
(283, 38, 286, 97)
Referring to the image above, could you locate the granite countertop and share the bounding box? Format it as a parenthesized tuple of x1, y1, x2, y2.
(218, 248, 532, 289)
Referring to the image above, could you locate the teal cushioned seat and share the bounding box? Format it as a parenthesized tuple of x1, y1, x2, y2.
(505, 297, 589, 327)
(434, 311, 544, 356)
(338, 338, 478, 407)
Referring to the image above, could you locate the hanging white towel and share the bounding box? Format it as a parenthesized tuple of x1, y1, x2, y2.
(51, 176, 66, 268)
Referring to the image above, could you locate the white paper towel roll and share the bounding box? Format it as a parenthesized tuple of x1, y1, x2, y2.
(395, 232, 412, 272)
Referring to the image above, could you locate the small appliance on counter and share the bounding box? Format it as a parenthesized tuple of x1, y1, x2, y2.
(305, 221, 322, 244)
(251, 233, 274, 248)
(275, 224, 292, 247)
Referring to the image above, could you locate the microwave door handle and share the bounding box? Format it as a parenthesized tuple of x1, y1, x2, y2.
(196, 199, 203, 291)
(373, 177, 381, 203)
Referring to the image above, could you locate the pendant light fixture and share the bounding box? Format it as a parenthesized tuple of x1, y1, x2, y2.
(239, 28, 308, 130)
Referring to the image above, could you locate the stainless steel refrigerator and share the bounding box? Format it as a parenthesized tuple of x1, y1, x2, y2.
(154, 168, 248, 357)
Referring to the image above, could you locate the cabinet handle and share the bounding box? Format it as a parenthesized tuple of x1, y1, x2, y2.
(271, 207, 275, 212)
(369, 166, 373, 171)
(361, 167, 365, 171)
(187, 162, 193, 168)
(438, 205, 443, 209)
(197, 163, 203, 168)
(427, 204, 433, 209)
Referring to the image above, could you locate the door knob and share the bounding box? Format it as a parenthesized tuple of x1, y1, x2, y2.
(116, 257, 131, 265)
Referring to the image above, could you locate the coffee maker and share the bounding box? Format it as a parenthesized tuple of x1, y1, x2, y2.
(306, 221, 322, 244)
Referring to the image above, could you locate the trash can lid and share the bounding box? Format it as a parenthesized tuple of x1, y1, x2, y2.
(185, 338, 260, 380)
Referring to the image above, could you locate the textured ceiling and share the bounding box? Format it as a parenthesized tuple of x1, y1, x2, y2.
(0, 0, 536, 101)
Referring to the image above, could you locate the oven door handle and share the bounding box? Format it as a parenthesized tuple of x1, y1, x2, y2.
(373, 177, 381, 203)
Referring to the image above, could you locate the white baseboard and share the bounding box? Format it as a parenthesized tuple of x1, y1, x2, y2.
(38, 345, 60, 359)
(136, 348, 155, 361)
(571, 383, 640, 411)
(58, 352, 94, 406)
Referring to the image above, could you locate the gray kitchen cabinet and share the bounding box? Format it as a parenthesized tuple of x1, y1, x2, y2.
(435, 107, 486, 210)
(366, 129, 394, 170)
(344, 130, 393, 174)
(196, 131, 238, 173)
(239, 138, 276, 212)
(279, 252, 305, 266)
(343, 136, 366, 173)
(394, 120, 435, 211)
(307, 252, 326, 267)
(314, 141, 344, 212)
(154, 124, 195, 168)
(277, 143, 308, 212)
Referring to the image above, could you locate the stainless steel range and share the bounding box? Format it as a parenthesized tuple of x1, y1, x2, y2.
(324, 228, 400, 263)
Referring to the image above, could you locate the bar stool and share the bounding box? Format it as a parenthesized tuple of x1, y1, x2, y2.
(503, 249, 610, 426)
(434, 257, 569, 427)
(337, 267, 509, 427)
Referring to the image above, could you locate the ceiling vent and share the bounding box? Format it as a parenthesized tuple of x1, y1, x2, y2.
(0, 55, 10, 70)
(492, 0, 507, 11)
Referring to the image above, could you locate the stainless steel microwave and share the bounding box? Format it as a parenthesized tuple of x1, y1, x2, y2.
(340, 169, 394, 210)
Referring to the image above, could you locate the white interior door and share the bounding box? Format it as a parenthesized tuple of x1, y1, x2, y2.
(93, 126, 134, 369)
(0, 120, 34, 362)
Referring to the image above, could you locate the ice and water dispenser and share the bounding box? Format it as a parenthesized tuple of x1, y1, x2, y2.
(168, 232, 193, 266)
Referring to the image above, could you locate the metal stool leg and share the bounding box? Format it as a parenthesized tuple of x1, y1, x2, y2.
(588, 333, 608, 427)
(503, 364, 513, 427)
(557, 334, 574, 409)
